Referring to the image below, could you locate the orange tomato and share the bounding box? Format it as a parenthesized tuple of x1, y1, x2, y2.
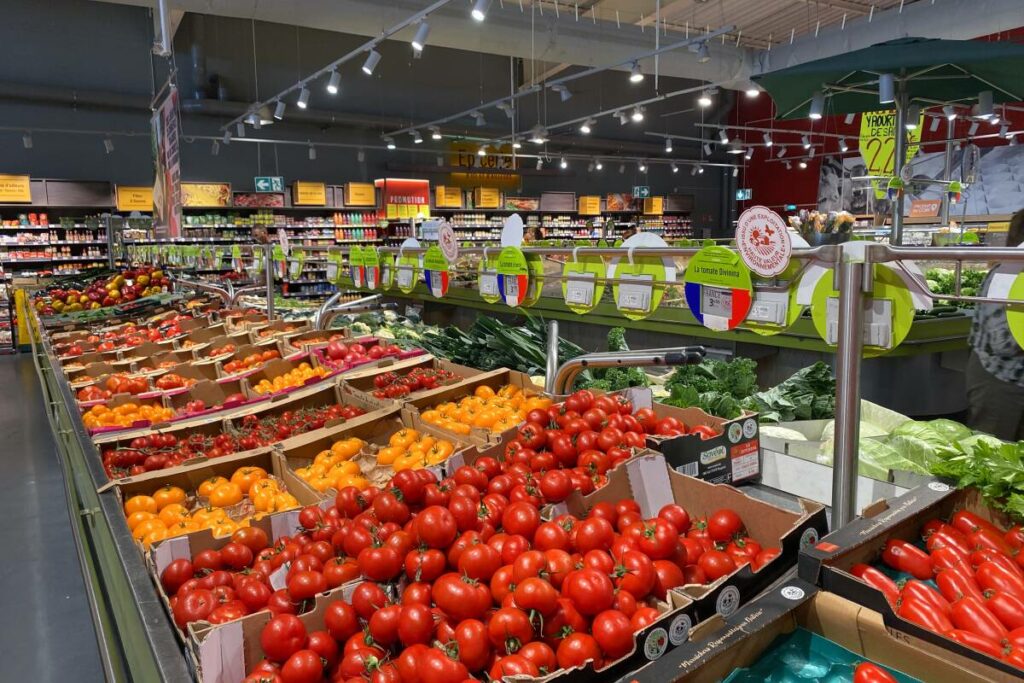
(208, 482, 244, 507)
(474, 385, 496, 399)
(331, 438, 364, 460)
(152, 485, 186, 510)
(230, 466, 268, 494)
(389, 429, 419, 449)
(158, 503, 188, 527)
(377, 445, 405, 465)
(131, 517, 167, 541)
(124, 495, 158, 515)
(126, 510, 156, 531)
(198, 476, 229, 498)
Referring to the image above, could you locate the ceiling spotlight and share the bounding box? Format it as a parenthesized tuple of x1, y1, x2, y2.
(619, 163, 625, 174)
(977, 90, 994, 118)
(776, 145, 787, 158)
(326, 70, 341, 95)
(839, 137, 848, 153)
(362, 49, 382, 76)
(638, 162, 647, 172)
(696, 42, 710, 64)
(236, 122, 245, 138)
(412, 130, 423, 144)
(245, 111, 260, 126)
(990, 113, 1001, 125)
(732, 167, 739, 178)
(763, 132, 773, 147)
(595, 160, 603, 170)
(22, 132, 31, 149)
(718, 128, 729, 144)
(429, 126, 442, 140)
(411, 20, 430, 52)
(808, 91, 825, 120)
(943, 105, 957, 121)
(703, 143, 712, 156)
(496, 101, 514, 119)
(799, 160, 808, 169)
(726, 142, 744, 155)
(878, 73, 895, 104)
(529, 125, 547, 144)
(746, 86, 760, 98)
(697, 91, 712, 107)
(222, 130, 231, 145)
(784, 160, 792, 170)
(551, 84, 572, 102)
(929, 116, 941, 132)
(968, 121, 979, 136)
(536, 157, 543, 170)
(471, 0, 491, 22)
(629, 61, 644, 83)
(383, 136, 396, 150)
(511, 139, 522, 149)
(744, 147, 753, 160)
(274, 100, 286, 120)
(690, 165, 698, 176)
(478, 144, 487, 157)
(296, 85, 311, 109)
(470, 110, 485, 126)
(844, 113, 856, 125)
(665, 138, 674, 153)
(807, 146, 816, 158)
(616, 110, 629, 126)
(631, 106, 644, 123)
(357, 149, 365, 162)
(560, 157, 568, 169)
(801, 135, 811, 149)
(697, 165, 704, 174)
(103, 137, 114, 154)
(580, 118, 595, 135)
(905, 104, 921, 129)
(308, 145, 316, 160)
(1000, 123, 1010, 138)
(671, 163, 679, 173)
(211, 139, 219, 156)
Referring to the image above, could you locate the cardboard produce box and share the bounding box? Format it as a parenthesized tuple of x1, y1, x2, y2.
(165, 378, 262, 416)
(798, 481, 1023, 678)
(339, 355, 481, 407)
(650, 401, 762, 485)
(240, 356, 333, 398)
(310, 336, 426, 375)
(280, 328, 349, 354)
(628, 578, 1009, 683)
(189, 332, 254, 362)
(251, 319, 311, 341)
(275, 405, 474, 496)
(401, 368, 544, 445)
(214, 342, 286, 379)
(222, 310, 268, 332)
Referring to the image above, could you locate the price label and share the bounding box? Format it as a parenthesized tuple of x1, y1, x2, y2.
(397, 266, 414, 289)
(383, 265, 392, 287)
(289, 259, 301, 279)
(700, 286, 733, 331)
(325, 260, 339, 282)
(565, 272, 596, 306)
(504, 276, 520, 300)
(617, 274, 653, 312)
(479, 272, 498, 296)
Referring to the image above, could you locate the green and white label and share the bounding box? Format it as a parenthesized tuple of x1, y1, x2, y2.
(562, 256, 606, 314)
(811, 264, 915, 356)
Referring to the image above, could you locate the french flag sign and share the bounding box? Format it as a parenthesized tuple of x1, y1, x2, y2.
(498, 273, 528, 307)
(365, 266, 380, 290)
(424, 268, 450, 298)
(683, 283, 752, 331)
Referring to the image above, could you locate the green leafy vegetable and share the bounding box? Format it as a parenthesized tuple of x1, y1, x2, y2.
(574, 328, 650, 392)
(741, 362, 836, 423)
(659, 357, 758, 419)
(928, 437, 1024, 519)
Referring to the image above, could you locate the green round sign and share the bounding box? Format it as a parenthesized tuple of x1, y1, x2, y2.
(810, 264, 915, 357)
(395, 252, 420, 294)
(681, 246, 754, 330)
(1007, 272, 1024, 351)
(612, 256, 666, 321)
(349, 246, 365, 288)
(496, 246, 529, 307)
(423, 245, 451, 298)
(562, 255, 606, 314)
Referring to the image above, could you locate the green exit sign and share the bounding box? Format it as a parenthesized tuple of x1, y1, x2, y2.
(632, 186, 650, 198)
(254, 176, 284, 192)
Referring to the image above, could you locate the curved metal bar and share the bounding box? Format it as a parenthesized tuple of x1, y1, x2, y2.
(171, 277, 231, 304)
(314, 294, 383, 331)
(551, 346, 707, 395)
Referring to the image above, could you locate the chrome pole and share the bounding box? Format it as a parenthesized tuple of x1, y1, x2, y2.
(551, 347, 706, 395)
(892, 84, 908, 246)
(263, 243, 275, 321)
(940, 116, 955, 227)
(545, 319, 560, 394)
(831, 245, 866, 528)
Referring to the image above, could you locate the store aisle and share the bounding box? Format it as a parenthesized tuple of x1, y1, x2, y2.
(0, 354, 104, 682)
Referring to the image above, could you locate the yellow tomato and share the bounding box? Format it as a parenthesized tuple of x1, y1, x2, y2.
(274, 492, 299, 511)
(198, 476, 229, 498)
(251, 488, 276, 512)
(142, 527, 168, 549)
(331, 438, 364, 460)
(389, 429, 419, 448)
(131, 518, 167, 541)
(158, 503, 189, 527)
(474, 385, 496, 399)
(377, 445, 405, 465)
(250, 478, 279, 496)
(230, 466, 268, 494)
(124, 495, 158, 515)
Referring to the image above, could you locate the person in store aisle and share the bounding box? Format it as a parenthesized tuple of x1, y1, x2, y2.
(965, 208, 1024, 440)
(524, 226, 545, 243)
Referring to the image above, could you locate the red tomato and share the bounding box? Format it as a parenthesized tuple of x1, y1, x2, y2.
(458, 543, 502, 581)
(698, 550, 737, 581)
(630, 606, 661, 631)
(398, 603, 435, 646)
(260, 614, 308, 663)
(405, 548, 447, 583)
(518, 641, 557, 672)
(357, 545, 402, 582)
(514, 577, 560, 616)
(432, 573, 492, 621)
(935, 568, 985, 604)
(951, 595, 1008, 642)
(636, 518, 681, 560)
(350, 582, 388, 620)
(985, 590, 1024, 630)
(751, 547, 781, 572)
(562, 568, 615, 616)
(453, 619, 491, 672)
(896, 595, 953, 633)
(161, 559, 195, 595)
(368, 604, 402, 646)
(945, 629, 1007, 660)
(853, 662, 898, 683)
(574, 517, 615, 555)
(950, 510, 1001, 537)
(489, 654, 540, 679)
(556, 632, 603, 670)
(658, 504, 691, 533)
(591, 609, 634, 659)
(706, 509, 744, 542)
(502, 501, 541, 538)
(539, 470, 572, 503)
(323, 601, 360, 643)
(977, 561, 1024, 599)
(851, 564, 900, 606)
(651, 560, 685, 599)
(419, 646, 470, 683)
(881, 539, 933, 580)
(488, 607, 534, 655)
(614, 550, 656, 599)
(689, 424, 719, 440)
(415, 506, 458, 549)
(280, 649, 323, 683)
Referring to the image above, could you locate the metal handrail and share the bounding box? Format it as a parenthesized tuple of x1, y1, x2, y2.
(550, 347, 707, 395)
(313, 293, 390, 331)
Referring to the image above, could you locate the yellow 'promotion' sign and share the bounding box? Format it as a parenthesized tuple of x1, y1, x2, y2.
(293, 181, 327, 206)
(578, 196, 601, 215)
(475, 187, 500, 209)
(859, 110, 923, 199)
(435, 186, 463, 209)
(344, 182, 376, 207)
(0, 174, 32, 203)
(116, 185, 154, 211)
(643, 197, 664, 216)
